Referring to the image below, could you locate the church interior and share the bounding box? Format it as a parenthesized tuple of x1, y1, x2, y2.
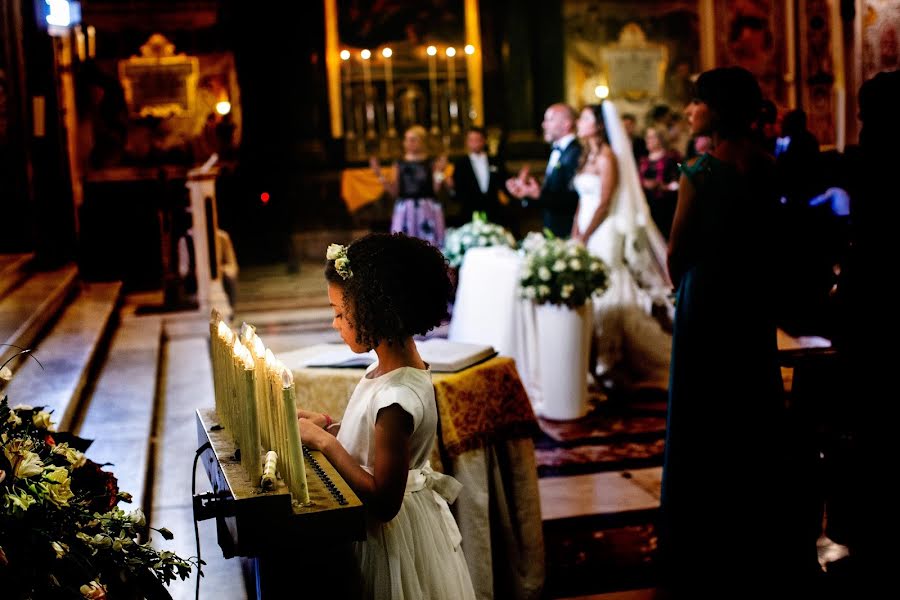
(1, 0, 897, 598)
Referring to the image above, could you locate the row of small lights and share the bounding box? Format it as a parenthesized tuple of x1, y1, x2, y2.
(340, 45, 476, 60)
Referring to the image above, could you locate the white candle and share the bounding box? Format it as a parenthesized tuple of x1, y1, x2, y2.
(361, 49, 376, 139)
(340, 50, 356, 140)
(250, 334, 272, 451)
(282, 367, 310, 504)
(446, 47, 459, 133)
(427, 45, 439, 134)
(239, 345, 262, 486)
(382, 47, 396, 137)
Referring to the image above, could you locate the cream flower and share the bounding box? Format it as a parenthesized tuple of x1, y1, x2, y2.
(5, 488, 36, 512)
(4, 439, 44, 479)
(0, 366, 11, 382)
(32, 410, 53, 430)
(538, 267, 551, 281)
(325, 244, 345, 260)
(43, 465, 74, 507)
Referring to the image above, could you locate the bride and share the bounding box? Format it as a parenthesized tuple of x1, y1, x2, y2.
(572, 102, 674, 390)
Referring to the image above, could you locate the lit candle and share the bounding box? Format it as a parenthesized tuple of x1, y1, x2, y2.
(426, 45, 440, 134)
(464, 44, 476, 125)
(360, 49, 376, 139)
(239, 345, 262, 487)
(86, 25, 96, 59)
(382, 47, 396, 137)
(250, 334, 272, 451)
(74, 25, 86, 62)
(446, 47, 459, 134)
(340, 49, 356, 140)
(281, 367, 310, 504)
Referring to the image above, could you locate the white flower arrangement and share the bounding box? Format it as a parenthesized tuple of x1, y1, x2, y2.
(442, 212, 517, 269)
(519, 231, 608, 307)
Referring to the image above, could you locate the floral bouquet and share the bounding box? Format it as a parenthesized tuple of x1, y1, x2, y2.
(442, 211, 517, 268)
(519, 231, 608, 307)
(0, 393, 199, 599)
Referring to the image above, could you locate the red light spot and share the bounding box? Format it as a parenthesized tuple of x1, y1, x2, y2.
(260, 192, 270, 204)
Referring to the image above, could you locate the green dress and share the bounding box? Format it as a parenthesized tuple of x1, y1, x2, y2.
(660, 153, 811, 592)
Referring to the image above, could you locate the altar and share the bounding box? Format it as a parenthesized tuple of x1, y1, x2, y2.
(280, 345, 545, 600)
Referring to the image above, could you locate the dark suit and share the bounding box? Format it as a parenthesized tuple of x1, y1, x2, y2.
(451, 153, 508, 226)
(539, 140, 581, 238)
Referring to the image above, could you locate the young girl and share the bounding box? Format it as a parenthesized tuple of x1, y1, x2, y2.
(298, 233, 476, 600)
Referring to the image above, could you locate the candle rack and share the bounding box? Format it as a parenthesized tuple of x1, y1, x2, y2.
(339, 45, 475, 163)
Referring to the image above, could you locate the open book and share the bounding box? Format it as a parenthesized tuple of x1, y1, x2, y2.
(300, 339, 497, 373)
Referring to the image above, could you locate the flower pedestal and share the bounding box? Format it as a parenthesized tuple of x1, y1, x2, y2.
(533, 300, 593, 420)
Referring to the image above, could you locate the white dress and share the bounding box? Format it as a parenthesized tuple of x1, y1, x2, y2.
(573, 170, 673, 389)
(336, 364, 476, 600)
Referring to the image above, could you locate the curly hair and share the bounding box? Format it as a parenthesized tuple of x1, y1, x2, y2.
(325, 233, 453, 349)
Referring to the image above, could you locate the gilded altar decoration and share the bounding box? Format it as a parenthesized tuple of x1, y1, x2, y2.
(118, 34, 199, 118)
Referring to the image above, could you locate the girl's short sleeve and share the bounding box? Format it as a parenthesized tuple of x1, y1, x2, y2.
(372, 384, 425, 429)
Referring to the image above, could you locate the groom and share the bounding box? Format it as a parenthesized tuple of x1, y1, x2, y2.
(507, 103, 582, 238)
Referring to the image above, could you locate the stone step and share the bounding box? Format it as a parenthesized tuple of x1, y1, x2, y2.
(150, 336, 247, 600)
(0, 253, 34, 299)
(0, 264, 79, 376)
(75, 312, 161, 510)
(3, 281, 122, 431)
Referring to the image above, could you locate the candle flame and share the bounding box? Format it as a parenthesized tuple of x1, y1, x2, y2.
(340, 49, 350, 60)
(282, 367, 294, 389)
(251, 334, 266, 358)
(464, 44, 475, 55)
(446, 47, 457, 57)
(382, 47, 392, 58)
(217, 320, 231, 340)
(426, 46, 437, 56)
(361, 49, 371, 60)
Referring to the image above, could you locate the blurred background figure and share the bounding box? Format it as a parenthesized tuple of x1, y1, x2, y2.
(639, 126, 681, 239)
(371, 125, 448, 247)
(447, 127, 510, 228)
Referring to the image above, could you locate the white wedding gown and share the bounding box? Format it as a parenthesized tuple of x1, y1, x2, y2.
(572, 105, 674, 389)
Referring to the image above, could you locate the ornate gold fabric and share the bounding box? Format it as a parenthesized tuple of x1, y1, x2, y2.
(433, 357, 538, 458)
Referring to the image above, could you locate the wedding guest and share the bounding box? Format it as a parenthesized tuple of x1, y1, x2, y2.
(299, 233, 475, 599)
(639, 126, 681, 239)
(661, 66, 813, 596)
(447, 127, 510, 227)
(506, 103, 581, 238)
(622, 112, 648, 161)
(371, 125, 448, 247)
(821, 68, 900, 594)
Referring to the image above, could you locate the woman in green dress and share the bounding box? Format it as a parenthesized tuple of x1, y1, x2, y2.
(660, 67, 815, 596)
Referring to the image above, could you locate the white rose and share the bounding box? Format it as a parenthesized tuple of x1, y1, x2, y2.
(538, 285, 551, 298)
(552, 259, 566, 272)
(538, 267, 551, 281)
(561, 284, 575, 299)
(33, 410, 53, 430)
(523, 286, 536, 299)
(478, 235, 487, 245)
(569, 259, 582, 271)
(325, 244, 344, 260)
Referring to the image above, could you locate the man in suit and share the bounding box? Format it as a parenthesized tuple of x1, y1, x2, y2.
(507, 103, 581, 238)
(448, 127, 509, 227)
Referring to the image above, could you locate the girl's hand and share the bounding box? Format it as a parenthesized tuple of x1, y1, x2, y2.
(296, 408, 330, 429)
(298, 417, 333, 451)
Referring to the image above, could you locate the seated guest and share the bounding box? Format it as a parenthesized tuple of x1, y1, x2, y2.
(370, 125, 448, 247)
(447, 127, 510, 227)
(639, 126, 681, 239)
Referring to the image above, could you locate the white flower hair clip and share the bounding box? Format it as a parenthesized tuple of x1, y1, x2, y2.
(326, 243, 353, 280)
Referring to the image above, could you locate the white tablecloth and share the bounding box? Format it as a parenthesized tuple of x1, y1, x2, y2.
(448, 247, 542, 407)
